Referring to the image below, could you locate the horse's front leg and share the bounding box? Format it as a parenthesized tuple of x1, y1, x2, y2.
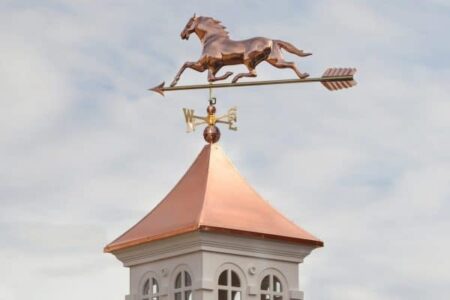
(170, 61, 206, 87)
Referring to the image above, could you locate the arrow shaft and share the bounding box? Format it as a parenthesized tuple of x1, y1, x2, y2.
(160, 75, 353, 92)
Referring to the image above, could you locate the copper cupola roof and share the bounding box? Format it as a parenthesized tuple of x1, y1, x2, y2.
(104, 144, 323, 253)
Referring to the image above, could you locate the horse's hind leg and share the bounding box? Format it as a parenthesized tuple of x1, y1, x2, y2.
(231, 65, 257, 83)
(208, 66, 233, 82)
(267, 58, 309, 79)
(170, 61, 206, 87)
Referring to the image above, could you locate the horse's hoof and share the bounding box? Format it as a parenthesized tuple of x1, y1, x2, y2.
(170, 81, 177, 87)
(231, 74, 242, 83)
(224, 71, 233, 78)
(300, 73, 310, 79)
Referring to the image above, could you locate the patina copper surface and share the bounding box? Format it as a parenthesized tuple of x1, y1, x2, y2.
(104, 144, 323, 253)
(170, 15, 312, 87)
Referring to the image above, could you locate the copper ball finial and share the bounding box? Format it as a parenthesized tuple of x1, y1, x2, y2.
(207, 104, 216, 115)
(203, 125, 221, 143)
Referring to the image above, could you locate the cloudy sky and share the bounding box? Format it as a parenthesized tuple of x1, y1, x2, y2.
(1, 1, 449, 299)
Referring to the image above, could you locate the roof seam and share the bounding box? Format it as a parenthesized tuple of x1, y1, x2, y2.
(196, 144, 212, 227)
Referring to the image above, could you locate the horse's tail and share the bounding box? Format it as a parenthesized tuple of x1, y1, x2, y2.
(274, 40, 312, 57)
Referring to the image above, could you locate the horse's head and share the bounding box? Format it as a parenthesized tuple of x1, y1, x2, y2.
(180, 14, 198, 40)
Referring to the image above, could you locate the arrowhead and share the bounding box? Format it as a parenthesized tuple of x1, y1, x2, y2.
(149, 82, 165, 96)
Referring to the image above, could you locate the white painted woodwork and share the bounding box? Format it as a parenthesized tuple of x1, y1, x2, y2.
(112, 232, 318, 300)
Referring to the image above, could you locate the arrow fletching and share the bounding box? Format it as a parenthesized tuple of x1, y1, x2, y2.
(321, 68, 357, 91)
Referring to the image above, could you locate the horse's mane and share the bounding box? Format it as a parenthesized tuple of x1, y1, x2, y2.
(200, 17, 229, 38)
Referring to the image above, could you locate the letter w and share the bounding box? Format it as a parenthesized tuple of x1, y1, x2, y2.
(183, 108, 195, 132)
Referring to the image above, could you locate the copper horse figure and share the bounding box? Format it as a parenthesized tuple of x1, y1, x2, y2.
(170, 15, 312, 87)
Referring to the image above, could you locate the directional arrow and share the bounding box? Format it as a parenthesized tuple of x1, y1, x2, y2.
(149, 68, 357, 96)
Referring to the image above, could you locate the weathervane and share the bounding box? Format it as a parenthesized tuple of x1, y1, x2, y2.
(150, 14, 357, 143)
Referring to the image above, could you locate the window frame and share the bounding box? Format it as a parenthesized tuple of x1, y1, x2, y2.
(216, 264, 245, 300)
(258, 269, 287, 300)
(140, 272, 161, 300)
(172, 267, 193, 300)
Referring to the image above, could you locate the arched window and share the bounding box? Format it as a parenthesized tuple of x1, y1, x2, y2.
(260, 275, 283, 300)
(174, 271, 192, 300)
(142, 276, 159, 300)
(218, 269, 242, 300)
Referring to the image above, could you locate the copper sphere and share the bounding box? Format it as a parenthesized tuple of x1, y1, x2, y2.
(203, 125, 221, 143)
(207, 105, 216, 115)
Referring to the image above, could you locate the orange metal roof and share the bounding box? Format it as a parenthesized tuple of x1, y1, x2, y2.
(104, 144, 323, 253)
